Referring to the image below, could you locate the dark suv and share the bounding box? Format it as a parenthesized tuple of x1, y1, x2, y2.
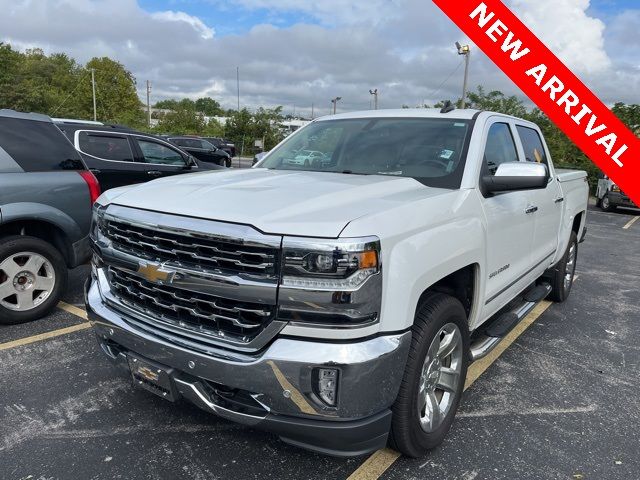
(0, 110, 98, 324)
(167, 136, 231, 167)
(56, 121, 224, 191)
(203, 137, 236, 158)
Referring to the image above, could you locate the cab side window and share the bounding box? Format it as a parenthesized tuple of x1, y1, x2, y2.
(78, 132, 133, 162)
(484, 123, 519, 175)
(516, 126, 548, 166)
(137, 139, 185, 165)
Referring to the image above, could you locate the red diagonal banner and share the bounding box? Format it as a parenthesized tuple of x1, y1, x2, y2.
(433, 0, 640, 206)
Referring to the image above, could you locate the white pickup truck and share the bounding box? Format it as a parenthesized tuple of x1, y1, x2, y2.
(86, 108, 588, 457)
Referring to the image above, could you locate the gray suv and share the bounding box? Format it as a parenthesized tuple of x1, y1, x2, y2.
(0, 110, 97, 324)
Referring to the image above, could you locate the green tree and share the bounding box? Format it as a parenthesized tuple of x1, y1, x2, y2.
(195, 97, 224, 116)
(466, 86, 528, 117)
(612, 103, 640, 133)
(155, 100, 206, 134)
(78, 57, 145, 127)
(224, 107, 285, 154)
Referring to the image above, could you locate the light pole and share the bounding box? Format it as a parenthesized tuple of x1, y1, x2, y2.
(369, 89, 378, 110)
(331, 97, 342, 115)
(456, 42, 471, 109)
(90, 68, 97, 122)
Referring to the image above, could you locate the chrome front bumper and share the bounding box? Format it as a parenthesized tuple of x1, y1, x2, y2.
(86, 274, 411, 456)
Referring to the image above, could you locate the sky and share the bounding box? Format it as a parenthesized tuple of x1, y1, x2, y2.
(0, 0, 638, 117)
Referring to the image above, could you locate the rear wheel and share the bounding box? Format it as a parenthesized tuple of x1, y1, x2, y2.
(600, 194, 615, 212)
(547, 232, 578, 303)
(0, 236, 67, 324)
(389, 293, 469, 457)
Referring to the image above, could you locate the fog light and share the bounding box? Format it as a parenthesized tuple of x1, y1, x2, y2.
(315, 368, 339, 406)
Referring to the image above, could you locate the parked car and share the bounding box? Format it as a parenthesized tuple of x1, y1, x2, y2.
(55, 121, 223, 191)
(203, 137, 236, 158)
(86, 108, 588, 457)
(595, 173, 638, 212)
(253, 151, 269, 166)
(0, 110, 98, 324)
(289, 149, 328, 166)
(167, 136, 231, 167)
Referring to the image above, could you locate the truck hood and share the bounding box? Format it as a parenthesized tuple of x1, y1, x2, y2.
(105, 169, 448, 237)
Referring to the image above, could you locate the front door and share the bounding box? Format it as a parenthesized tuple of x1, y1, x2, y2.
(479, 119, 536, 318)
(133, 137, 191, 180)
(515, 125, 563, 266)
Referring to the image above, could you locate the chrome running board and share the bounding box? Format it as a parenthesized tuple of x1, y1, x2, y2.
(470, 283, 551, 362)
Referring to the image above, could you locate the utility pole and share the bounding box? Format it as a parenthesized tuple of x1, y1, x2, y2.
(331, 97, 342, 115)
(91, 68, 97, 122)
(311, 103, 314, 119)
(369, 89, 378, 110)
(236, 67, 240, 111)
(146, 80, 152, 128)
(456, 42, 471, 109)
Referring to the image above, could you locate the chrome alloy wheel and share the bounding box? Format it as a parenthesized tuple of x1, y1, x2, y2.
(564, 243, 577, 291)
(418, 323, 464, 433)
(0, 252, 56, 311)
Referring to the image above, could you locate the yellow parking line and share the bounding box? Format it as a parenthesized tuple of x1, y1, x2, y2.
(344, 279, 580, 480)
(346, 448, 401, 480)
(623, 216, 639, 230)
(0, 302, 90, 351)
(0, 322, 91, 351)
(57, 301, 88, 320)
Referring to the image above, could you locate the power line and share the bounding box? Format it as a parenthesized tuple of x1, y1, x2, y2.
(50, 69, 90, 116)
(425, 59, 464, 105)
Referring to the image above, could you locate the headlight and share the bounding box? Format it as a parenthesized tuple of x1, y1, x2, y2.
(90, 202, 108, 243)
(278, 236, 382, 328)
(282, 237, 380, 290)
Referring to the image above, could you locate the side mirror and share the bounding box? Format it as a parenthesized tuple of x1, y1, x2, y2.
(185, 155, 197, 168)
(482, 162, 548, 194)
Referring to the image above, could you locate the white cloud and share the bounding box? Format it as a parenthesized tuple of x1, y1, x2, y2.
(151, 10, 215, 40)
(0, 0, 636, 117)
(222, 0, 400, 26)
(507, 0, 612, 74)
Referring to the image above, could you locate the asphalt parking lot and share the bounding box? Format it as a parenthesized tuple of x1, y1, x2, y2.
(1, 203, 638, 480)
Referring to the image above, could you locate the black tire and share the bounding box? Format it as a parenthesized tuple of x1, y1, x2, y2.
(0, 235, 68, 325)
(547, 232, 578, 303)
(600, 194, 616, 212)
(389, 293, 469, 457)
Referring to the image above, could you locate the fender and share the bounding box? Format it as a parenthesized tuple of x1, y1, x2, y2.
(0, 202, 84, 243)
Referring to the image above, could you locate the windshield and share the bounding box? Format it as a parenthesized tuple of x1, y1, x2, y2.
(260, 117, 472, 188)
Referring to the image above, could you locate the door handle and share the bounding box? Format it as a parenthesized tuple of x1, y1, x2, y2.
(525, 205, 539, 214)
(554, 197, 565, 204)
(89, 168, 101, 174)
(147, 170, 162, 177)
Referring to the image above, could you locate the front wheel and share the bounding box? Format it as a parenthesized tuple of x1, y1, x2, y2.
(0, 235, 68, 324)
(389, 293, 469, 457)
(547, 232, 578, 303)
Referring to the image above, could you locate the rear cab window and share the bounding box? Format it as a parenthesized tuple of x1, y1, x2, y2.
(78, 131, 134, 162)
(0, 117, 85, 171)
(516, 126, 548, 167)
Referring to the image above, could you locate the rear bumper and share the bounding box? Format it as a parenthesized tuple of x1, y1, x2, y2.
(608, 192, 638, 208)
(85, 275, 410, 456)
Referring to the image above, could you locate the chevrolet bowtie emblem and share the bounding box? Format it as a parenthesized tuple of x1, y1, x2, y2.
(137, 262, 175, 284)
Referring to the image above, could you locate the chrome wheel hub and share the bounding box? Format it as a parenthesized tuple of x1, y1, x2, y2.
(0, 252, 55, 311)
(418, 323, 463, 433)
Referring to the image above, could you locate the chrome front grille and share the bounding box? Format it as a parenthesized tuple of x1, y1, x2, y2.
(96, 205, 284, 353)
(104, 219, 278, 278)
(108, 267, 276, 344)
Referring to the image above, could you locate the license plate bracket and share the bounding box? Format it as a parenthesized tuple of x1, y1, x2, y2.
(127, 355, 178, 402)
